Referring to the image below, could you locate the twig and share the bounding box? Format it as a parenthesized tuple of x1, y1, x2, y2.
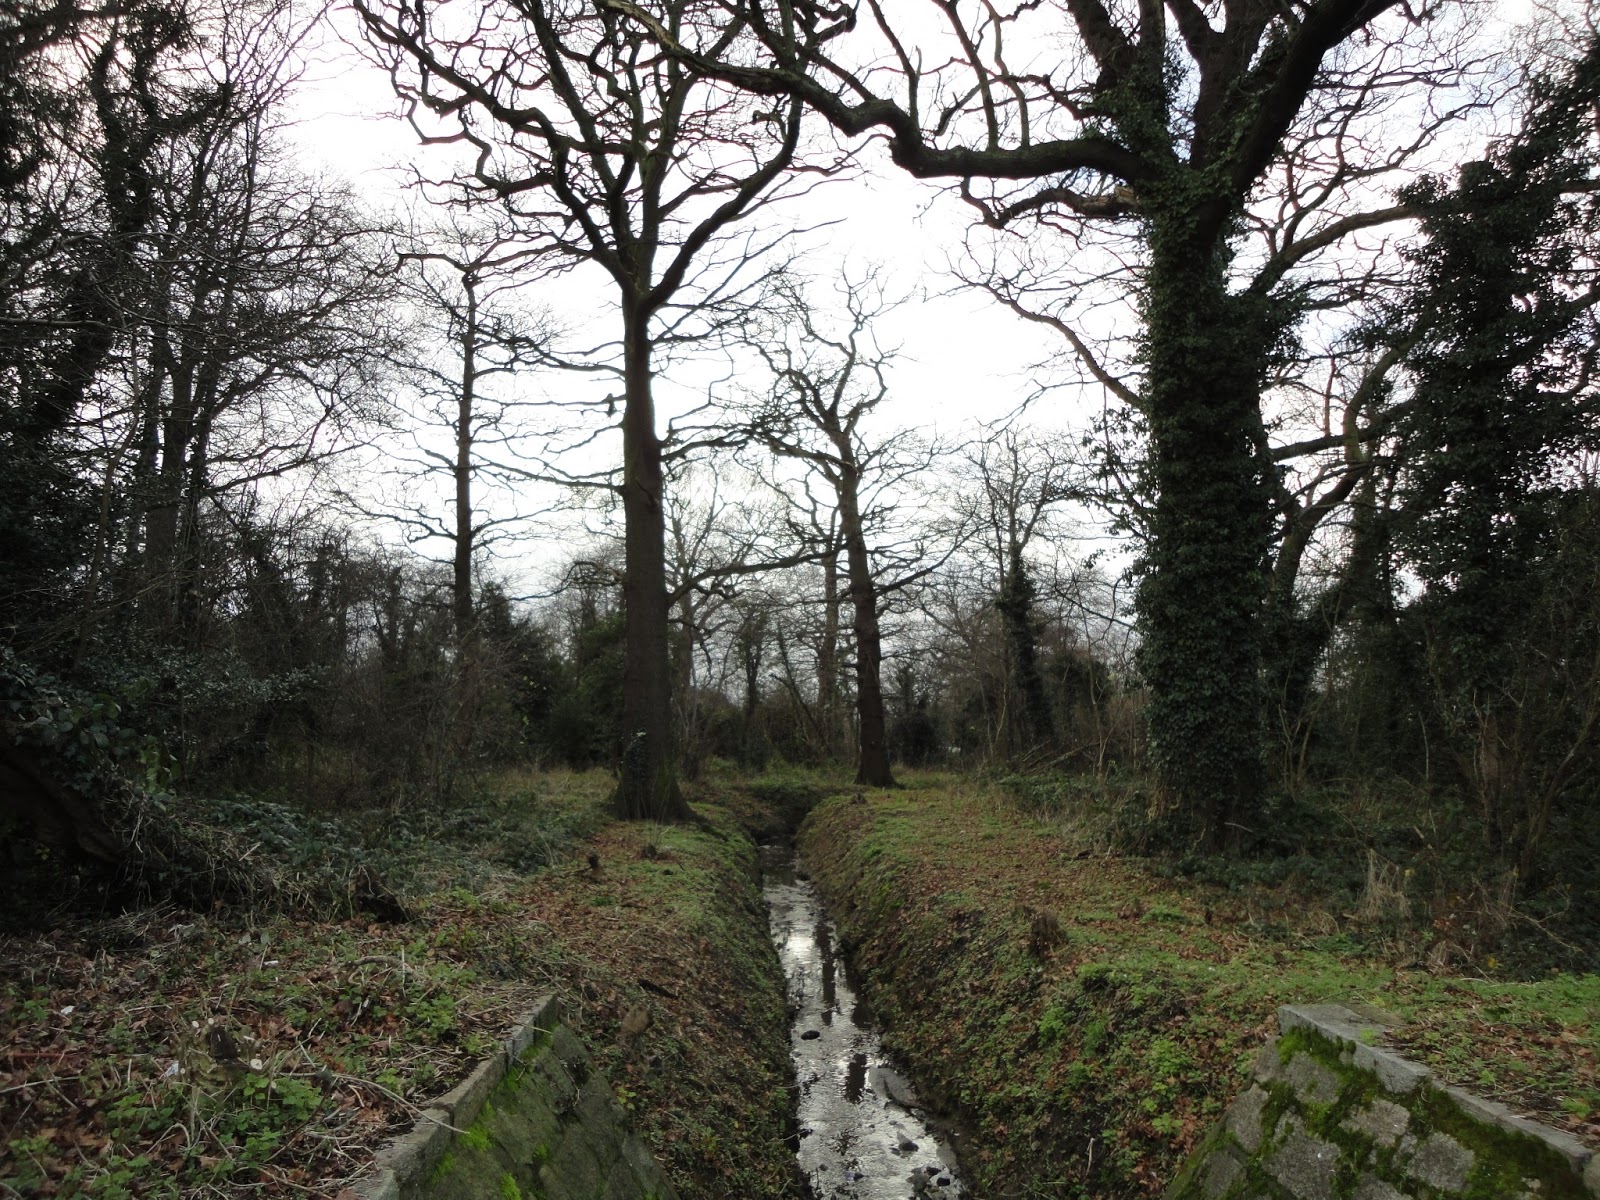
(0, 1077, 77, 1095)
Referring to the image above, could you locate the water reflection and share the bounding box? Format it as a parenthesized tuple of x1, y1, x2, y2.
(844, 1052, 868, 1104)
(762, 847, 966, 1199)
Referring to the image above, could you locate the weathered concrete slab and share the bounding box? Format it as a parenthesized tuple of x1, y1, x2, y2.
(355, 994, 678, 1200)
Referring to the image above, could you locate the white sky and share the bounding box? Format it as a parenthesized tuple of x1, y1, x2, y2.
(281, 6, 1074, 592)
(276, 0, 1549, 596)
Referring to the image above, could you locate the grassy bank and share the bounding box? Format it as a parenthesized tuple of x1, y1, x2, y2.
(0, 770, 802, 1199)
(797, 775, 1600, 1199)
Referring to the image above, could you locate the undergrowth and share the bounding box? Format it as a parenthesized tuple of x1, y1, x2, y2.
(0, 769, 803, 1199)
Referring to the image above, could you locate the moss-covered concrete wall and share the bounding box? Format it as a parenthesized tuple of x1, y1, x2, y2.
(1169, 1004, 1599, 1200)
(357, 995, 678, 1200)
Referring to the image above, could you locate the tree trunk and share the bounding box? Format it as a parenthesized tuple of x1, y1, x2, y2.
(838, 473, 895, 787)
(1135, 206, 1275, 849)
(453, 284, 478, 643)
(614, 303, 688, 820)
(816, 540, 842, 758)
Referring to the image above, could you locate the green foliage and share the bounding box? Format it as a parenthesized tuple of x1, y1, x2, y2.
(1395, 42, 1600, 682)
(1336, 39, 1600, 885)
(1, 648, 172, 796)
(540, 605, 624, 770)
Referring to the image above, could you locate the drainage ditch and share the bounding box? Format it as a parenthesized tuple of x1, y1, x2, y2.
(761, 843, 968, 1199)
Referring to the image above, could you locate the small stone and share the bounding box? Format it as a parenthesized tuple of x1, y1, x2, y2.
(1253, 1037, 1282, 1083)
(1226, 1086, 1269, 1153)
(1284, 1051, 1341, 1105)
(1405, 1132, 1474, 1193)
(1266, 1132, 1339, 1200)
(801, 1030, 821, 1040)
(1202, 1149, 1245, 1199)
(1342, 1098, 1410, 1148)
(936, 1177, 951, 1187)
(898, 1136, 919, 1152)
(1351, 1175, 1406, 1200)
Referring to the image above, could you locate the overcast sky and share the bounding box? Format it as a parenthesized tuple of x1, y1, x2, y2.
(278, 6, 1082, 590)
(275, 0, 1545, 594)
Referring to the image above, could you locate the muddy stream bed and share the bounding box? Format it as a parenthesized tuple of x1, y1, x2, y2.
(761, 845, 968, 1199)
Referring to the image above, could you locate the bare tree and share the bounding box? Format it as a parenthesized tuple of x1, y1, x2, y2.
(114, 0, 395, 641)
(959, 427, 1074, 760)
(746, 274, 952, 786)
(374, 216, 557, 642)
(355, 0, 826, 819)
(662, 463, 810, 770)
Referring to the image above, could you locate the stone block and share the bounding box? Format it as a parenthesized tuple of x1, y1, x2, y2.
(1345, 1004, 1404, 1028)
(376, 1110, 453, 1186)
(546, 1119, 608, 1198)
(1341, 1098, 1410, 1148)
(1404, 1131, 1474, 1194)
(1277, 1005, 1429, 1094)
(354, 999, 678, 1200)
(1352, 1044, 1430, 1095)
(1266, 1131, 1339, 1200)
(356, 1166, 400, 1200)
(1253, 1037, 1281, 1084)
(621, 1133, 675, 1190)
(507, 995, 561, 1059)
(1202, 1148, 1245, 1199)
(1351, 1175, 1406, 1200)
(1584, 1150, 1600, 1198)
(434, 1053, 506, 1128)
(1225, 1086, 1269, 1153)
(603, 1167, 647, 1200)
(1284, 1052, 1340, 1105)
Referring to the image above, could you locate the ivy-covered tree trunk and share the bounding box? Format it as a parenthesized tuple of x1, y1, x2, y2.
(1135, 204, 1276, 849)
(615, 303, 689, 821)
(996, 547, 1054, 755)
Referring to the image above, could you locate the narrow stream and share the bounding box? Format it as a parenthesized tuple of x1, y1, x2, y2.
(761, 845, 967, 1199)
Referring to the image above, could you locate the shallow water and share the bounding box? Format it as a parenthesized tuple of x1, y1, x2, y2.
(762, 847, 967, 1200)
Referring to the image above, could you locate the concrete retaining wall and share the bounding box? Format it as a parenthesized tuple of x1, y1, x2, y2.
(1168, 1003, 1599, 1200)
(357, 995, 678, 1200)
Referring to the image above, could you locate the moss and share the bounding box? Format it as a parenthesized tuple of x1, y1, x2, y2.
(428, 1151, 457, 1186)
(498, 1172, 522, 1200)
(1415, 1084, 1591, 1200)
(462, 1122, 491, 1152)
(1180, 1019, 1594, 1200)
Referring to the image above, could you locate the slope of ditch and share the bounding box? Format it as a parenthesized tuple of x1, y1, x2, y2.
(0, 771, 805, 1199)
(796, 779, 1600, 1199)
